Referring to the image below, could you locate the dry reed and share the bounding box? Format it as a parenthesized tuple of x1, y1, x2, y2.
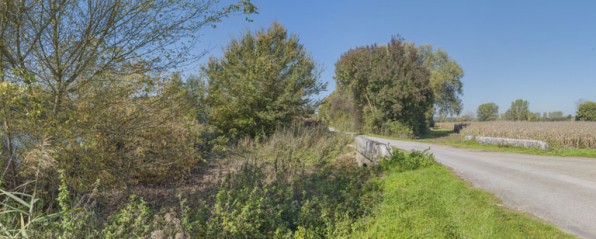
(437, 121, 596, 149)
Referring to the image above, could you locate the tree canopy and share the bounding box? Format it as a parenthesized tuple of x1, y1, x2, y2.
(416, 45, 464, 118)
(505, 99, 530, 121)
(334, 37, 434, 136)
(204, 22, 326, 138)
(576, 101, 596, 121)
(477, 103, 499, 121)
(0, 0, 257, 113)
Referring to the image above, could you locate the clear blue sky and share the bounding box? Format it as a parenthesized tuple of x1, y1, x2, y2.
(190, 0, 596, 116)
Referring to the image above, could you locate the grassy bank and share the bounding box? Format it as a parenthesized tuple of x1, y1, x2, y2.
(345, 151, 573, 238)
(444, 140, 596, 158)
(11, 124, 378, 238)
(8, 125, 573, 238)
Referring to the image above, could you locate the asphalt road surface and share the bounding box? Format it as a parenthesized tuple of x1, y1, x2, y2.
(361, 135, 596, 238)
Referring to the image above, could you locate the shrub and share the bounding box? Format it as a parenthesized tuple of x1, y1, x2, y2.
(204, 22, 326, 138)
(24, 123, 377, 238)
(576, 101, 596, 121)
(477, 103, 499, 121)
(379, 150, 437, 172)
(318, 88, 357, 132)
(379, 121, 415, 138)
(54, 76, 205, 190)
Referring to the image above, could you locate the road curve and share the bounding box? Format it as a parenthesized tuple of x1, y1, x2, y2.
(361, 135, 596, 239)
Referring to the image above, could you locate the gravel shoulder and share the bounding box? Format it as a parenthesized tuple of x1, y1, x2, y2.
(361, 135, 596, 238)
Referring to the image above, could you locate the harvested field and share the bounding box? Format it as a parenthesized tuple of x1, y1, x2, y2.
(436, 121, 596, 149)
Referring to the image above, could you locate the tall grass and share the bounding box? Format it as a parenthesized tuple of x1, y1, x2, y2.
(11, 123, 379, 238)
(3, 123, 574, 238)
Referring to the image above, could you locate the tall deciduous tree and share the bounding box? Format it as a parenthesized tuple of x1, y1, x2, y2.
(204, 22, 326, 138)
(0, 0, 257, 113)
(477, 103, 499, 121)
(576, 101, 596, 121)
(334, 36, 434, 136)
(416, 45, 464, 118)
(0, 0, 257, 190)
(505, 99, 530, 121)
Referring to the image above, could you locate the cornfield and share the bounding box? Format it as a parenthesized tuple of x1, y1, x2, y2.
(436, 121, 596, 149)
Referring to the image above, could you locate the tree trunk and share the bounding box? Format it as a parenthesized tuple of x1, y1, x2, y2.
(52, 88, 62, 115)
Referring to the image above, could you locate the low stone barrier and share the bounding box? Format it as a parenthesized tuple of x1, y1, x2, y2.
(355, 136, 393, 167)
(463, 135, 549, 150)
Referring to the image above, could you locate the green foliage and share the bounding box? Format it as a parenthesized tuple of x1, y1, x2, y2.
(455, 111, 475, 122)
(333, 36, 434, 136)
(416, 44, 465, 118)
(367, 120, 414, 138)
(576, 101, 596, 121)
(527, 111, 569, 122)
(318, 88, 357, 132)
(0, 185, 65, 238)
(346, 164, 573, 238)
(19, 124, 378, 238)
(189, 130, 374, 238)
(549, 111, 564, 119)
(0, 0, 259, 212)
(0, 0, 257, 115)
(477, 103, 499, 121)
(378, 150, 437, 172)
(101, 195, 152, 238)
(204, 22, 326, 138)
(505, 99, 530, 121)
(53, 74, 206, 189)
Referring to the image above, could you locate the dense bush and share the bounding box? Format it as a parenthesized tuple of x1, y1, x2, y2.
(576, 101, 596, 121)
(378, 150, 437, 172)
(204, 22, 326, 138)
(6, 124, 382, 238)
(0, 0, 256, 199)
(333, 36, 434, 136)
(318, 88, 357, 132)
(477, 103, 499, 121)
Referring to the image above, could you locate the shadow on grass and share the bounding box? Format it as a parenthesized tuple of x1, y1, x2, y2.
(418, 129, 456, 139)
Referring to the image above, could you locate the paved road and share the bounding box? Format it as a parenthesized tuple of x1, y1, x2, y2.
(361, 135, 596, 239)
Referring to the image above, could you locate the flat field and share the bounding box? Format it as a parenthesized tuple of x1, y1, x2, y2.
(436, 121, 596, 149)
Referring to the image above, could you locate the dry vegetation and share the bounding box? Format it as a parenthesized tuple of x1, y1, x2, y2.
(437, 121, 596, 149)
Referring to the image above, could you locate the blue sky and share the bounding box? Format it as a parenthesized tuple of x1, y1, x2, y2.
(190, 0, 596, 116)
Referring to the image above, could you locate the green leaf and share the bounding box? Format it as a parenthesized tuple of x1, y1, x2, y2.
(0, 190, 31, 208)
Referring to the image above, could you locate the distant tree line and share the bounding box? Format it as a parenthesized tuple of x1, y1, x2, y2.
(471, 99, 594, 122)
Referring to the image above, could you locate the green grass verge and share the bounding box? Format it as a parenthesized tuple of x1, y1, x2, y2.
(349, 163, 574, 238)
(444, 140, 596, 158)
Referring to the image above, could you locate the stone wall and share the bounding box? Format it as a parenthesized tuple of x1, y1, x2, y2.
(463, 135, 549, 150)
(355, 136, 393, 166)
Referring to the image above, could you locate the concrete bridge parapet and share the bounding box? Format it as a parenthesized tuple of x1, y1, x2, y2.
(355, 136, 393, 167)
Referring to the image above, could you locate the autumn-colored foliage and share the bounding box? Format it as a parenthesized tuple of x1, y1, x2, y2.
(331, 36, 434, 136)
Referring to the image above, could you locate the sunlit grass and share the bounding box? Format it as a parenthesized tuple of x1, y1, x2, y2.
(348, 162, 574, 238)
